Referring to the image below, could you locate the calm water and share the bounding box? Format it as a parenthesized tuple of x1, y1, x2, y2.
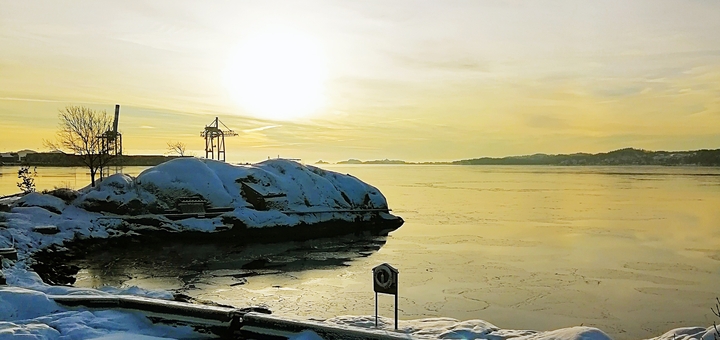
(3, 164, 720, 339)
(0, 166, 149, 196)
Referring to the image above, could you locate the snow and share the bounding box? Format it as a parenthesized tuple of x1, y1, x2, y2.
(647, 327, 719, 340)
(135, 159, 235, 208)
(68, 158, 393, 226)
(0, 286, 202, 340)
(0, 283, 718, 340)
(14, 192, 66, 214)
(323, 316, 719, 340)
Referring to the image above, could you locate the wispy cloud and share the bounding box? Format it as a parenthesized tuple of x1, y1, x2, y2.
(0, 97, 108, 105)
(242, 125, 281, 133)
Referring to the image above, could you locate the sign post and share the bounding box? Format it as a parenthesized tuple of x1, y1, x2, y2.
(372, 263, 399, 330)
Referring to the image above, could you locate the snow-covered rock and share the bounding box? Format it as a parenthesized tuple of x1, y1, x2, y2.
(14, 192, 66, 214)
(72, 158, 391, 217)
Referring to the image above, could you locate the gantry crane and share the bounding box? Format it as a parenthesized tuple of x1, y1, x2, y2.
(99, 104, 123, 180)
(201, 117, 238, 162)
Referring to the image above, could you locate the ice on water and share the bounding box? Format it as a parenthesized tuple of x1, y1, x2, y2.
(0, 159, 717, 339)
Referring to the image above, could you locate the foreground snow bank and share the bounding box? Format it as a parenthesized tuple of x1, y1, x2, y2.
(326, 316, 611, 340)
(0, 283, 202, 340)
(0, 263, 716, 340)
(322, 316, 718, 340)
(2, 289, 717, 340)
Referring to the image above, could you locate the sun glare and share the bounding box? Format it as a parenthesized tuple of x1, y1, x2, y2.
(223, 30, 328, 121)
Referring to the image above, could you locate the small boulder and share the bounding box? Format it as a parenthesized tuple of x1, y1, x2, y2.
(45, 188, 80, 204)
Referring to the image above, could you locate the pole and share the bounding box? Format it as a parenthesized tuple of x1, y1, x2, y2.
(394, 293, 398, 330)
(375, 292, 378, 328)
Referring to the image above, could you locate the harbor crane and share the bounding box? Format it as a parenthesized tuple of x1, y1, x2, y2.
(98, 104, 123, 179)
(201, 117, 237, 162)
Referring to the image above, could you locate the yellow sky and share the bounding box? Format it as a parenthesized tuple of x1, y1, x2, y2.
(1, 0, 719, 162)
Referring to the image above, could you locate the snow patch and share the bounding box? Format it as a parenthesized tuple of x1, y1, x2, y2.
(0, 287, 204, 340)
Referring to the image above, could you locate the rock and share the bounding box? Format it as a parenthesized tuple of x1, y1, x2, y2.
(45, 188, 80, 204)
(230, 278, 248, 286)
(32, 226, 60, 235)
(78, 198, 125, 215)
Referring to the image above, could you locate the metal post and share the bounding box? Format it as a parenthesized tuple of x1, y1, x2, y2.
(375, 292, 378, 328)
(394, 293, 398, 330)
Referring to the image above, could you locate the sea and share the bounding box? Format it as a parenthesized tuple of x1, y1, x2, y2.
(1, 164, 719, 339)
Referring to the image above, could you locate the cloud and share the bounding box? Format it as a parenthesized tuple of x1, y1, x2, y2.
(0, 97, 106, 105)
(139, 125, 155, 129)
(242, 125, 281, 133)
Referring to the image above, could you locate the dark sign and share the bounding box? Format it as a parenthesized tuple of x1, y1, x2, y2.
(372, 263, 399, 330)
(372, 263, 398, 295)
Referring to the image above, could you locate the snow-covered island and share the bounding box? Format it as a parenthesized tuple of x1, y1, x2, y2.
(0, 158, 717, 339)
(1, 158, 403, 279)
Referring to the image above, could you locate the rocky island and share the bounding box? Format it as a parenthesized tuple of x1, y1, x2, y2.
(1, 157, 403, 266)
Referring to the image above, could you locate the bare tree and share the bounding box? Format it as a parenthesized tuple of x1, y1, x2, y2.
(167, 141, 187, 156)
(45, 106, 115, 187)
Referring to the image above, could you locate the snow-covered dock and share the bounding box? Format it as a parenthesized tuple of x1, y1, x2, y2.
(46, 293, 414, 340)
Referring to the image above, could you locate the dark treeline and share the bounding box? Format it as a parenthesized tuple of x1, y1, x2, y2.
(7, 153, 186, 167)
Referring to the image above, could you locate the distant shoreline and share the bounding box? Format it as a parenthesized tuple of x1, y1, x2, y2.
(2, 147, 719, 167)
(330, 147, 720, 166)
(0, 153, 186, 167)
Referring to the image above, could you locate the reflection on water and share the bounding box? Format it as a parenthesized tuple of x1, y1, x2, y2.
(8, 165, 720, 339)
(74, 234, 388, 292)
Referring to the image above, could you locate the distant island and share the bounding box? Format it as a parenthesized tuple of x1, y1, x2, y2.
(330, 148, 720, 166)
(335, 159, 409, 165)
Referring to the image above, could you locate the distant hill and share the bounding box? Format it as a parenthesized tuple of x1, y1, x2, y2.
(454, 148, 720, 166)
(337, 159, 408, 165)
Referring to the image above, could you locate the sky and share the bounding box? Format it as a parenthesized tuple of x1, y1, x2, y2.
(1, 0, 719, 163)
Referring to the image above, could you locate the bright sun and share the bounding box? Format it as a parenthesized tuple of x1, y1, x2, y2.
(223, 30, 328, 121)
